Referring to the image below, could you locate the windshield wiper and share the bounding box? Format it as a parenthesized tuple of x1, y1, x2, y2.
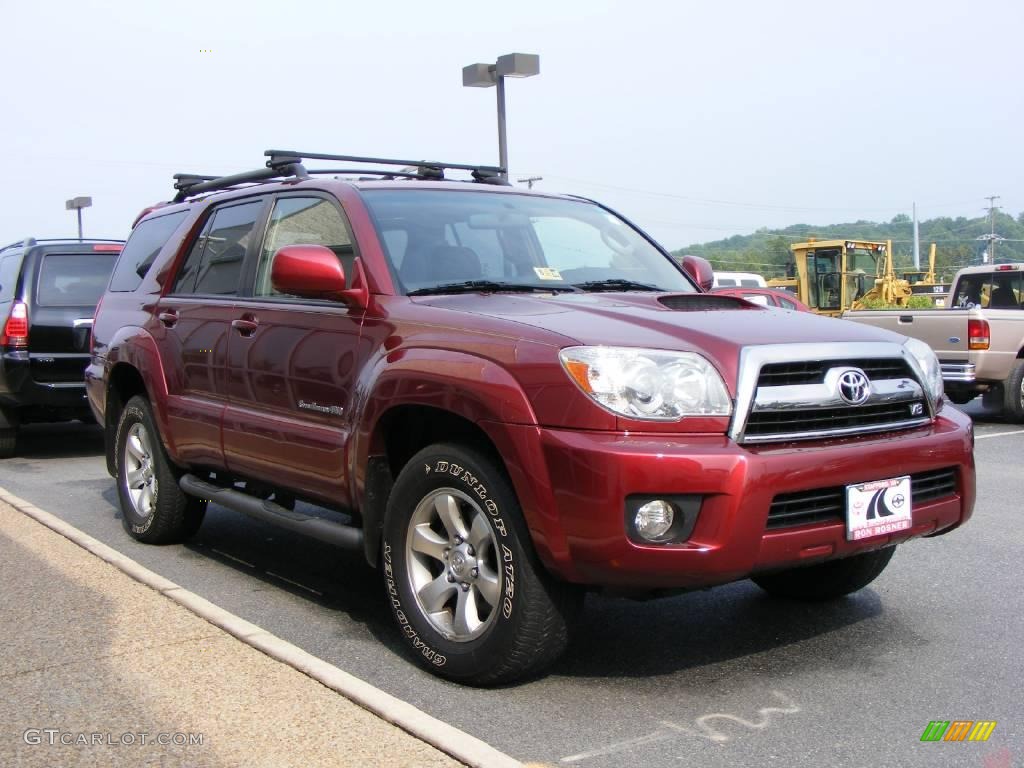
(572, 279, 663, 292)
(408, 280, 579, 296)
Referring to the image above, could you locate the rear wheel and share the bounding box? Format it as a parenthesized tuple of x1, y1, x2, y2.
(1001, 362, 1024, 423)
(382, 443, 581, 685)
(115, 396, 205, 543)
(0, 408, 17, 458)
(0, 428, 16, 459)
(752, 547, 896, 601)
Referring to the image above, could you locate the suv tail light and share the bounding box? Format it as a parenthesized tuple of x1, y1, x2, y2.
(1, 301, 29, 347)
(968, 317, 990, 350)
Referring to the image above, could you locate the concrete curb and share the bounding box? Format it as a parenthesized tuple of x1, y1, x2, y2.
(0, 487, 523, 768)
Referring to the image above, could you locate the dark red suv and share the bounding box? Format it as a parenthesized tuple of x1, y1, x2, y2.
(87, 151, 975, 684)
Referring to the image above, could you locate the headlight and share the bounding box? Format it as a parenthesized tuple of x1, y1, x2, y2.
(904, 338, 944, 407)
(559, 346, 732, 421)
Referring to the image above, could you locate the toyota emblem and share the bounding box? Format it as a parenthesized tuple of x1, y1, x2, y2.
(837, 369, 871, 405)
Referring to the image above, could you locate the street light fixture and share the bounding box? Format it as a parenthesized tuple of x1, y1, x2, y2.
(462, 53, 540, 180)
(65, 196, 92, 241)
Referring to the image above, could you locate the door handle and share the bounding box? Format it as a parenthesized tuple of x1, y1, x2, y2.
(158, 310, 179, 328)
(231, 316, 259, 337)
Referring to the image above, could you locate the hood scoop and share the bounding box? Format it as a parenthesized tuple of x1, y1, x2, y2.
(658, 294, 757, 311)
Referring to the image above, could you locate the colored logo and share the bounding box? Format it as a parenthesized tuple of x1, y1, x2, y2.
(921, 720, 997, 742)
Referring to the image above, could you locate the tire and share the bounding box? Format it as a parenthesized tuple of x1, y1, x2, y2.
(752, 547, 896, 601)
(0, 428, 16, 459)
(1001, 362, 1024, 423)
(382, 443, 581, 685)
(115, 396, 206, 543)
(946, 391, 976, 405)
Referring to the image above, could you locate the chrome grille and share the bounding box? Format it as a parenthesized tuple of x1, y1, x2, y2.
(757, 358, 915, 387)
(766, 467, 958, 530)
(731, 342, 934, 445)
(744, 401, 928, 439)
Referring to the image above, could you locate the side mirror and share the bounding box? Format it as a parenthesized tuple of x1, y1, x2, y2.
(680, 254, 714, 292)
(270, 244, 368, 308)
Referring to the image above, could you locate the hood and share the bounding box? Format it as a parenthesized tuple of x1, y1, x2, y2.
(413, 292, 903, 347)
(411, 291, 908, 385)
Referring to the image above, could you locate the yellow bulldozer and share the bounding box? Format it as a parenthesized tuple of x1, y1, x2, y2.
(767, 238, 920, 316)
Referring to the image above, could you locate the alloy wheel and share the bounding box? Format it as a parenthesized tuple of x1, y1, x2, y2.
(405, 488, 502, 642)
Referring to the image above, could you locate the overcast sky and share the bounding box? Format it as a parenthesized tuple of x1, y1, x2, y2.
(1, 0, 1021, 250)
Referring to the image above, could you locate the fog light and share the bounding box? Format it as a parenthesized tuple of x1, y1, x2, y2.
(635, 500, 674, 541)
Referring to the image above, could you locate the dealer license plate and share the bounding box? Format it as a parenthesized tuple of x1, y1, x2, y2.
(845, 475, 912, 541)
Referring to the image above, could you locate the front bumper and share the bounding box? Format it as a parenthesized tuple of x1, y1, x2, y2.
(508, 407, 975, 589)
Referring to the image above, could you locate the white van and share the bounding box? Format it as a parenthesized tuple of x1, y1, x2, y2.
(712, 271, 767, 288)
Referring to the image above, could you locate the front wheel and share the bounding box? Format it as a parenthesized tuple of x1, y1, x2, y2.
(382, 443, 580, 685)
(115, 396, 206, 543)
(752, 547, 896, 601)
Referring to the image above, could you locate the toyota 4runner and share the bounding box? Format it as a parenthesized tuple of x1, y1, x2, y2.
(1, 237, 123, 456)
(87, 151, 975, 685)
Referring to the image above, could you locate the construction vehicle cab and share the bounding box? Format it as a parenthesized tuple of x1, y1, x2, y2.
(769, 239, 906, 316)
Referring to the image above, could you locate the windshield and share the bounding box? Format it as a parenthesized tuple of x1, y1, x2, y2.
(361, 189, 696, 295)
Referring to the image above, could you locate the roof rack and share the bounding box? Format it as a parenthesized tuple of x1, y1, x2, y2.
(1, 237, 125, 251)
(171, 149, 509, 201)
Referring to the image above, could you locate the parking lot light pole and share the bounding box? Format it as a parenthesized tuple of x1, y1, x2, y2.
(462, 53, 540, 180)
(65, 196, 92, 241)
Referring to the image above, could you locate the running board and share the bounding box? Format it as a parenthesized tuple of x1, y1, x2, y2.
(179, 474, 363, 550)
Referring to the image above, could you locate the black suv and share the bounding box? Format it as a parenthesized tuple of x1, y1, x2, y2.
(0, 238, 123, 456)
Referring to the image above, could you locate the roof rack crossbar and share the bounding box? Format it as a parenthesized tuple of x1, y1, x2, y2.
(265, 149, 504, 175)
(305, 168, 424, 179)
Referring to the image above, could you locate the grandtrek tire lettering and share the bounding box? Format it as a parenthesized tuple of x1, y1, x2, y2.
(383, 542, 447, 667)
(383, 443, 580, 685)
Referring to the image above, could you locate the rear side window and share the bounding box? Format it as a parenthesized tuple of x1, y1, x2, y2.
(173, 201, 263, 295)
(36, 254, 117, 307)
(0, 253, 23, 301)
(109, 211, 189, 292)
(953, 271, 1024, 309)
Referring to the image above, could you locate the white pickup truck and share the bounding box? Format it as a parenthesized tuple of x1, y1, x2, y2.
(842, 263, 1024, 421)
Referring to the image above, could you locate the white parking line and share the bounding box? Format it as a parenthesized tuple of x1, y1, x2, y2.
(975, 429, 1024, 440)
(266, 570, 324, 596)
(0, 486, 522, 768)
(211, 548, 256, 568)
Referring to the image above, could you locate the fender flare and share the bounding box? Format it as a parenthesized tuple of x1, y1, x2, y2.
(350, 347, 568, 570)
(103, 326, 180, 463)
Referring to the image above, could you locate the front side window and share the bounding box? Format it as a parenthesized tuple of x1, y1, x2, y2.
(173, 200, 263, 295)
(36, 253, 117, 306)
(254, 197, 354, 297)
(361, 189, 695, 295)
(109, 211, 188, 292)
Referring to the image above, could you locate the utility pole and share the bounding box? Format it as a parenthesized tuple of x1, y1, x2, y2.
(518, 176, 542, 189)
(984, 195, 1001, 262)
(912, 202, 920, 270)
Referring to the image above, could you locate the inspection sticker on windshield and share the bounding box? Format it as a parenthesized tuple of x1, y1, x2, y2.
(846, 475, 912, 541)
(533, 267, 563, 281)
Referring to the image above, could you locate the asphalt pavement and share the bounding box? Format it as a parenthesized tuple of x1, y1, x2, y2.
(0, 399, 1020, 767)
